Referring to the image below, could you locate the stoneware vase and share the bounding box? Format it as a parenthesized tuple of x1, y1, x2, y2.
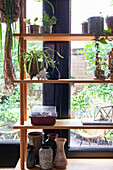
(53, 138, 67, 169)
(45, 133, 58, 161)
(26, 144, 36, 169)
(27, 131, 44, 164)
(39, 146, 53, 170)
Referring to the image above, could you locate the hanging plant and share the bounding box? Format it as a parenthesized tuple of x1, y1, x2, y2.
(0, 0, 20, 96)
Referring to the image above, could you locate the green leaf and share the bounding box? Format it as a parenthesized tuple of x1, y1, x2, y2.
(107, 29, 112, 33)
(34, 17, 38, 22)
(100, 38, 108, 44)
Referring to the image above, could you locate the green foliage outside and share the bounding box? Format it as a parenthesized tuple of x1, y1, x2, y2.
(0, 28, 43, 134)
(71, 41, 113, 142)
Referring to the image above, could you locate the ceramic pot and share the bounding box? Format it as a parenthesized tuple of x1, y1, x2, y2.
(26, 144, 36, 169)
(29, 25, 40, 33)
(27, 131, 44, 164)
(82, 22, 88, 33)
(53, 138, 67, 169)
(26, 61, 43, 79)
(88, 16, 104, 35)
(106, 16, 113, 33)
(39, 146, 53, 170)
(45, 133, 58, 161)
(46, 61, 60, 80)
(40, 26, 52, 33)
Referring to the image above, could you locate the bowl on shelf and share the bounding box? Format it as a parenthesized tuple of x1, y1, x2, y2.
(29, 106, 57, 125)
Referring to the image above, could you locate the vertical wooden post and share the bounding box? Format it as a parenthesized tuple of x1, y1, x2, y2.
(20, 0, 26, 169)
(23, 0, 27, 162)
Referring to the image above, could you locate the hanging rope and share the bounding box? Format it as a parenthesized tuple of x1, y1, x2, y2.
(0, 0, 20, 96)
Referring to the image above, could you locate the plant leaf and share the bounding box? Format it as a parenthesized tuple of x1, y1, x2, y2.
(100, 38, 108, 44)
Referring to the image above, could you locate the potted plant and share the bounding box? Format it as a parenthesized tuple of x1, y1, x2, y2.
(22, 47, 63, 79)
(81, 21, 88, 33)
(41, 11, 57, 33)
(23, 17, 39, 33)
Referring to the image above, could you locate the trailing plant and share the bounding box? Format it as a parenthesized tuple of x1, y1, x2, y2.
(0, 0, 20, 96)
(77, 41, 113, 76)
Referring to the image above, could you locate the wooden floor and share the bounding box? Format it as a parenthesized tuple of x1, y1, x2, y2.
(13, 159, 113, 170)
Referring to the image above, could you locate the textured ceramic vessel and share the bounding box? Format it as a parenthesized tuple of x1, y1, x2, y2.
(45, 133, 58, 161)
(53, 138, 67, 169)
(39, 146, 53, 170)
(26, 144, 36, 169)
(27, 132, 44, 164)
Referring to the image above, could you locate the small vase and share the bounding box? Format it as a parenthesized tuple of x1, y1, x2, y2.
(46, 61, 60, 80)
(39, 146, 53, 170)
(53, 138, 67, 169)
(27, 132, 44, 164)
(45, 133, 58, 161)
(26, 144, 36, 169)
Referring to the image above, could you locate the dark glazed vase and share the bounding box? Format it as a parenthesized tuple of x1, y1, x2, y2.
(45, 133, 58, 161)
(27, 132, 44, 164)
(26, 144, 36, 169)
(46, 61, 60, 80)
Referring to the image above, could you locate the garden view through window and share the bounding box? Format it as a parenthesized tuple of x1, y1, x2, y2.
(0, 0, 43, 140)
(70, 0, 113, 148)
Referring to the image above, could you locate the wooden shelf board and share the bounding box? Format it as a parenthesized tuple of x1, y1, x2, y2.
(15, 159, 113, 170)
(13, 119, 113, 129)
(13, 79, 113, 84)
(13, 33, 113, 41)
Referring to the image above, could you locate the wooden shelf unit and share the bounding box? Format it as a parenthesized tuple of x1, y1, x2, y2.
(13, 1, 113, 169)
(13, 33, 113, 41)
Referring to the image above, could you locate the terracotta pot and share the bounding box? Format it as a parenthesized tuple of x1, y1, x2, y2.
(106, 16, 113, 33)
(45, 133, 58, 161)
(40, 26, 52, 33)
(26, 61, 42, 79)
(53, 138, 67, 169)
(27, 132, 44, 164)
(39, 146, 53, 170)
